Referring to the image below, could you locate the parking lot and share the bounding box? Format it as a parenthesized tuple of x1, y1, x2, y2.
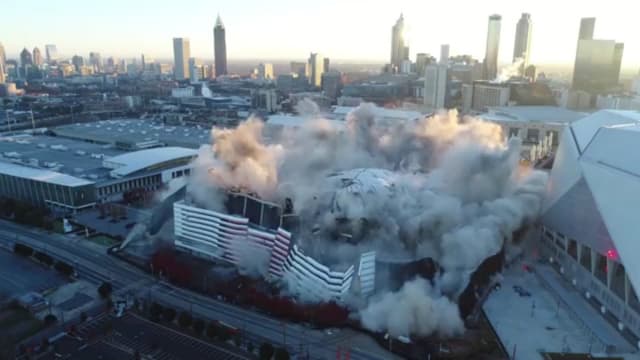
(0, 249, 67, 302)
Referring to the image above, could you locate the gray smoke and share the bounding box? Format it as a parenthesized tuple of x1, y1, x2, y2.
(186, 104, 548, 338)
(361, 277, 464, 338)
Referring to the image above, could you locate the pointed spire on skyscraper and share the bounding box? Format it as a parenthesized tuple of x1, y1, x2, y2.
(215, 14, 224, 29)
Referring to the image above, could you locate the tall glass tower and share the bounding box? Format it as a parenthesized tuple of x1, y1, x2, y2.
(214, 15, 228, 77)
(483, 14, 502, 80)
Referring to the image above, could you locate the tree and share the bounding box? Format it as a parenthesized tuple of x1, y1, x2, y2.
(218, 329, 231, 342)
(178, 311, 192, 328)
(163, 307, 177, 322)
(54, 261, 75, 277)
(150, 302, 163, 320)
(13, 243, 33, 257)
(259, 342, 275, 360)
(34, 251, 54, 266)
(206, 322, 220, 339)
(192, 318, 205, 335)
(98, 281, 113, 299)
(44, 314, 58, 326)
(274, 348, 290, 360)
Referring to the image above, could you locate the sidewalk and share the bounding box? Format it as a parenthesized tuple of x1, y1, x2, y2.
(534, 264, 635, 353)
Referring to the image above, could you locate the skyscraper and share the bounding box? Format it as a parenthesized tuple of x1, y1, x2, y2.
(172, 38, 191, 81)
(323, 58, 330, 73)
(32, 47, 43, 66)
(415, 53, 434, 76)
(0, 42, 6, 67)
(578, 18, 596, 40)
(72, 55, 84, 72)
(308, 53, 325, 88)
(20, 48, 32, 66)
(290, 61, 308, 79)
(214, 15, 227, 77)
(0, 64, 5, 84)
(572, 18, 624, 94)
(89, 52, 102, 72)
(257, 63, 274, 80)
(483, 14, 502, 80)
(390, 14, 409, 70)
(424, 45, 450, 109)
(513, 13, 532, 73)
(45, 44, 58, 63)
(189, 57, 200, 82)
(440, 44, 450, 65)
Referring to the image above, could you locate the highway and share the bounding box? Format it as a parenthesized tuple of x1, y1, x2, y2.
(0, 220, 398, 360)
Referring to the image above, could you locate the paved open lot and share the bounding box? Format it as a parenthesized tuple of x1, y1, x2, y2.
(0, 249, 67, 301)
(44, 312, 254, 360)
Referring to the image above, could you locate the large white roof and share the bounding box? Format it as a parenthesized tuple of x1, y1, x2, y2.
(0, 160, 93, 187)
(481, 106, 586, 125)
(332, 106, 423, 122)
(104, 147, 197, 178)
(543, 110, 640, 294)
(266, 115, 344, 129)
(570, 110, 640, 153)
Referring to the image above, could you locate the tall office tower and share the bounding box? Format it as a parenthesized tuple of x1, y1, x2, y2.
(213, 15, 227, 77)
(513, 13, 532, 74)
(579, 17, 596, 40)
(424, 44, 450, 109)
(0, 64, 5, 84)
(172, 38, 191, 80)
(32, 47, 43, 66)
(440, 44, 450, 65)
(141, 54, 146, 71)
(45, 44, 58, 63)
(189, 58, 200, 82)
(257, 63, 274, 80)
(290, 61, 308, 78)
(323, 58, 330, 73)
(483, 14, 502, 80)
(120, 59, 129, 74)
(71, 55, 84, 72)
(415, 53, 434, 76)
(0, 42, 6, 67)
(390, 14, 409, 70)
(572, 18, 624, 94)
(321, 71, 342, 100)
(308, 53, 325, 88)
(89, 52, 102, 72)
(20, 48, 32, 66)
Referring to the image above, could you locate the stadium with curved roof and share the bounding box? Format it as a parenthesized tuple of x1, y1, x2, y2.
(540, 109, 640, 345)
(103, 147, 198, 178)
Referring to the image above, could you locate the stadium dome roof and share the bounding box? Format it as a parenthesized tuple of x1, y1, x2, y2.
(543, 110, 640, 293)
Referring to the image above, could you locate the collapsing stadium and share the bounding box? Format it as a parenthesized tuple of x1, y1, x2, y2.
(166, 103, 548, 339)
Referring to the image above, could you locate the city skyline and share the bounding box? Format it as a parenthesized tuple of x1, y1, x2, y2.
(2, 0, 639, 69)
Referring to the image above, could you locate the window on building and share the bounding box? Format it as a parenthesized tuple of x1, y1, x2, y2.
(595, 253, 608, 284)
(580, 244, 592, 271)
(611, 263, 626, 300)
(568, 239, 578, 260)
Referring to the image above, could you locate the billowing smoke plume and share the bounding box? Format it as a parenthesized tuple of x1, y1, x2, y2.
(361, 277, 464, 338)
(187, 104, 548, 338)
(494, 57, 525, 83)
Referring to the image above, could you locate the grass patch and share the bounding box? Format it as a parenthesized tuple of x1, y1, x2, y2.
(88, 235, 119, 247)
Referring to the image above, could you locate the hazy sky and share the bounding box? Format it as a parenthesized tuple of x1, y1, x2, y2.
(3, 0, 639, 69)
